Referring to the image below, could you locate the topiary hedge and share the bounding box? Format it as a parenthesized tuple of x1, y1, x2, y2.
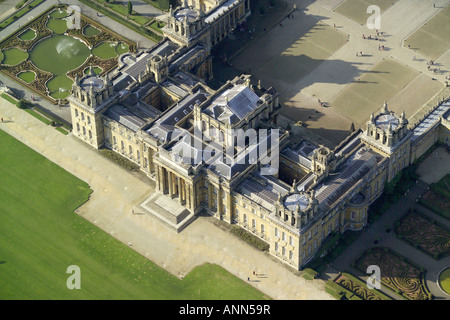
(229, 226, 269, 251)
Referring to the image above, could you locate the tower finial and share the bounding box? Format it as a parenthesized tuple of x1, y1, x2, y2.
(383, 101, 388, 113)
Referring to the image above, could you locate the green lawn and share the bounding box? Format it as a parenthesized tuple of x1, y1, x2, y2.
(404, 4, 450, 60)
(17, 70, 36, 83)
(331, 58, 418, 125)
(335, 0, 398, 25)
(0, 129, 268, 299)
(439, 268, 450, 295)
(261, 22, 347, 83)
(1, 47, 28, 65)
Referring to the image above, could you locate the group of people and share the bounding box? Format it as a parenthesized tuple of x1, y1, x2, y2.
(359, 30, 385, 55)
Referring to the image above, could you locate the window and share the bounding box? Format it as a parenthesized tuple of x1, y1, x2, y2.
(275, 242, 278, 252)
(252, 219, 256, 228)
(243, 214, 247, 223)
(76, 123, 80, 132)
(282, 232, 286, 241)
(88, 130, 92, 139)
(82, 127, 86, 135)
(351, 211, 356, 220)
(275, 228, 278, 237)
(87, 116, 91, 125)
(113, 136, 117, 145)
(289, 251, 293, 260)
(282, 247, 286, 256)
(289, 236, 293, 246)
(81, 112, 85, 121)
(75, 109, 79, 117)
(129, 145, 133, 155)
(261, 224, 265, 234)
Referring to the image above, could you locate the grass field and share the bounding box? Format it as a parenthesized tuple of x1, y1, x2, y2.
(261, 22, 348, 83)
(439, 268, 450, 295)
(331, 58, 419, 125)
(0, 129, 268, 300)
(335, 0, 398, 25)
(404, 4, 450, 60)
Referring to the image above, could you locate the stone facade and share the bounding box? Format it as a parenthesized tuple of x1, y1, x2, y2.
(68, 1, 450, 270)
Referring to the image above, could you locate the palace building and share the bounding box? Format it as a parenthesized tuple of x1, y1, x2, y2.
(68, 0, 450, 270)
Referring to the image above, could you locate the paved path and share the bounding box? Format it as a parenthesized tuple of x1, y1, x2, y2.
(0, 0, 22, 22)
(0, 96, 333, 300)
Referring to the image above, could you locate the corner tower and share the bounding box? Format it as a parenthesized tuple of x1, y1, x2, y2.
(361, 102, 411, 182)
(68, 70, 116, 149)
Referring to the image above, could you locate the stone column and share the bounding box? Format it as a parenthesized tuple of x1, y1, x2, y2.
(155, 164, 160, 191)
(217, 186, 222, 217)
(190, 185, 195, 210)
(168, 171, 173, 198)
(178, 177, 183, 203)
(208, 183, 213, 211)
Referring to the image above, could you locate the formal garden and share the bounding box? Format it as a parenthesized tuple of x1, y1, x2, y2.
(419, 174, 450, 220)
(354, 247, 432, 300)
(326, 272, 391, 300)
(0, 5, 135, 103)
(395, 208, 450, 260)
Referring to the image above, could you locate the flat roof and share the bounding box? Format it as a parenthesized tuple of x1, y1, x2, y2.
(411, 100, 450, 144)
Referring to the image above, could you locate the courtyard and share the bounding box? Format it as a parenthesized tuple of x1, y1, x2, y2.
(228, 0, 450, 146)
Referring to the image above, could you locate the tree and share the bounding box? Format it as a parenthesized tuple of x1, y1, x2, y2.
(17, 99, 29, 109)
(127, 1, 133, 15)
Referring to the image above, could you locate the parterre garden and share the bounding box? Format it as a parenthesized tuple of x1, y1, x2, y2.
(419, 174, 450, 220)
(354, 247, 432, 300)
(395, 208, 450, 260)
(0, 5, 135, 103)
